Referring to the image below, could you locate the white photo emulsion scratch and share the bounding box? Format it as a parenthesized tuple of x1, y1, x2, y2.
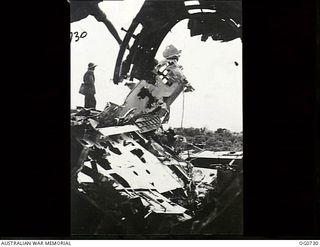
(70, 0, 243, 236)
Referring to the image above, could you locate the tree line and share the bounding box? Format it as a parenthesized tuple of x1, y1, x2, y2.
(174, 127, 243, 152)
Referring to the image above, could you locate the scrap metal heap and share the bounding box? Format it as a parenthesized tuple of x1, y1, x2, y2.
(71, 0, 242, 234)
(71, 105, 243, 234)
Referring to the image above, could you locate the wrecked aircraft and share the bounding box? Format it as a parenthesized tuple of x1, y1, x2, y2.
(71, 0, 242, 235)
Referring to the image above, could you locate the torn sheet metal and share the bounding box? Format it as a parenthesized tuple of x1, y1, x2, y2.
(71, 105, 243, 233)
(97, 125, 140, 136)
(191, 150, 243, 159)
(117, 78, 185, 122)
(137, 190, 187, 215)
(98, 134, 186, 193)
(119, 189, 188, 216)
(134, 114, 161, 133)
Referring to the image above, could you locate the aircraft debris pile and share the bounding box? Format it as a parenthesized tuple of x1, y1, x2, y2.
(71, 104, 242, 234)
(71, 0, 242, 235)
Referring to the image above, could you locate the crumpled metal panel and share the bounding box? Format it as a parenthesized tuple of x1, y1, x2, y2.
(117, 79, 184, 121)
(134, 114, 161, 133)
(191, 150, 243, 159)
(103, 134, 185, 193)
(77, 133, 185, 193)
(119, 189, 188, 215)
(98, 125, 140, 136)
(137, 190, 187, 215)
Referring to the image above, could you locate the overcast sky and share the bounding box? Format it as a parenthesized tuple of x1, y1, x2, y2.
(70, 0, 242, 132)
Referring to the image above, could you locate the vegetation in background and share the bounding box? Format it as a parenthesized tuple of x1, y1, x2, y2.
(174, 127, 243, 152)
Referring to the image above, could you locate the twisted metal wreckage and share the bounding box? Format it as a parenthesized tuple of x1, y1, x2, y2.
(71, 0, 243, 234)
